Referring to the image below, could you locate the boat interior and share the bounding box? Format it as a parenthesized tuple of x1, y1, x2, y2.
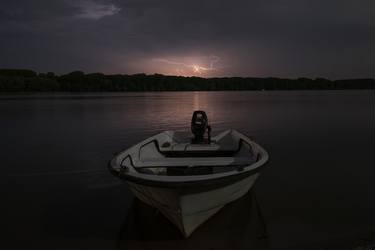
(119, 111, 261, 176)
(121, 130, 259, 176)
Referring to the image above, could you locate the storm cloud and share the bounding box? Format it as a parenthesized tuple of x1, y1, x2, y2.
(0, 0, 374, 78)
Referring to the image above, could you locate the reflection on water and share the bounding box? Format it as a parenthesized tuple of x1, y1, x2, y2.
(2, 91, 375, 249)
(117, 190, 268, 250)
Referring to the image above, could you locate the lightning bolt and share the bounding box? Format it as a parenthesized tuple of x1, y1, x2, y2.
(154, 55, 221, 75)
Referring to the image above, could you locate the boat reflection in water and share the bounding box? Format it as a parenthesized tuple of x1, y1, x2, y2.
(116, 190, 268, 250)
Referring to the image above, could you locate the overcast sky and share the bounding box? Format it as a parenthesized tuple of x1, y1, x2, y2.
(0, 0, 374, 78)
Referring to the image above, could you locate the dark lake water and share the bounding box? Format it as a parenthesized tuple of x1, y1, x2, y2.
(1, 91, 375, 249)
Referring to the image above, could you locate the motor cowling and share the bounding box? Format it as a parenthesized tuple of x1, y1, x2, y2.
(191, 111, 211, 143)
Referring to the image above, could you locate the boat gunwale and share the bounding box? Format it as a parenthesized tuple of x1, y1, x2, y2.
(112, 161, 266, 190)
(108, 130, 269, 189)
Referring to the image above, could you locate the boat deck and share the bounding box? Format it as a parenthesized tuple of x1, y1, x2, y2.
(127, 130, 258, 172)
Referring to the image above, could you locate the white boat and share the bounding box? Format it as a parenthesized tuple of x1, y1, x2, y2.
(109, 111, 269, 237)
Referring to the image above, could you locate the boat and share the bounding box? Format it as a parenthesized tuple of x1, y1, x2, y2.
(108, 111, 269, 237)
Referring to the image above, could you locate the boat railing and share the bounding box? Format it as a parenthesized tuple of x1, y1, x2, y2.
(115, 137, 261, 176)
(118, 154, 261, 176)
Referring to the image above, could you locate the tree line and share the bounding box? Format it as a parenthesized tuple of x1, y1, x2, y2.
(1, 69, 375, 92)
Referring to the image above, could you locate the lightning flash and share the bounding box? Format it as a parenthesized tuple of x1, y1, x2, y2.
(154, 55, 221, 76)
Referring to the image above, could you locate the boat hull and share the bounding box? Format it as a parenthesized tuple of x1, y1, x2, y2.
(126, 173, 260, 237)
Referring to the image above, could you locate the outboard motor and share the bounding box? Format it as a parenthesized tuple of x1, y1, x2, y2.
(191, 111, 211, 144)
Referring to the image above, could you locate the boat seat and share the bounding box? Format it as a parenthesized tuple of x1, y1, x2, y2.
(156, 135, 247, 157)
(137, 137, 256, 168)
(158, 130, 241, 155)
(136, 156, 255, 168)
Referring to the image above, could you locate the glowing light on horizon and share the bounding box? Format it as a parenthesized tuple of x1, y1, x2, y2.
(153, 55, 221, 76)
(193, 65, 204, 74)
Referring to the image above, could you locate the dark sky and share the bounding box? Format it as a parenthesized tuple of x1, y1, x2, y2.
(0, 0, 374, 78)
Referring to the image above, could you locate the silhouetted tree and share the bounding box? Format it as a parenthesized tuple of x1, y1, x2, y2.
(1, 68, 375, 92)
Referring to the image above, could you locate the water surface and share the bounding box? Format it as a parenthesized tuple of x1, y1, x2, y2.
(1, 91, 375, 249)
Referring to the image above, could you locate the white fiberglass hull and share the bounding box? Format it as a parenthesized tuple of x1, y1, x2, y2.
(127, 173, 260, 237)
(109, 129, 269, 237)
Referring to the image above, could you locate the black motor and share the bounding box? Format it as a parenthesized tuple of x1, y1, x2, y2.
(191, 111, 211, 144)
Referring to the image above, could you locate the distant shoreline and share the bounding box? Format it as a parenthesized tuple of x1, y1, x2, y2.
(1, 69, 375, 92)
